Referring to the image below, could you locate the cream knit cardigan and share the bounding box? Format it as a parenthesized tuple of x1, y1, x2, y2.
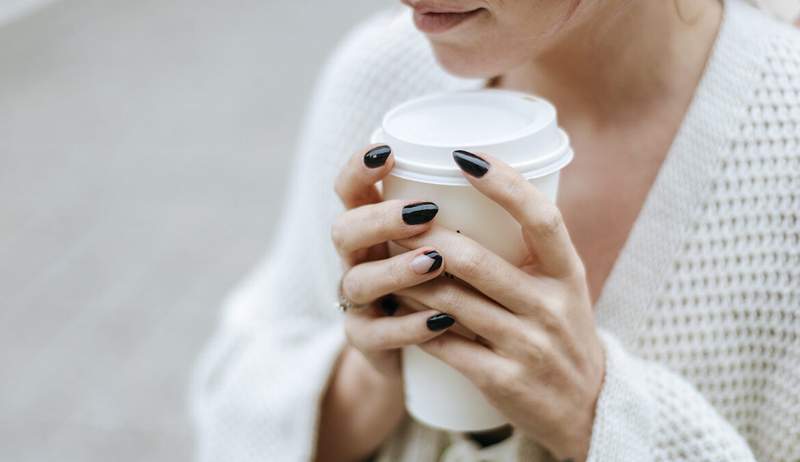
(190, 1, 800, 460)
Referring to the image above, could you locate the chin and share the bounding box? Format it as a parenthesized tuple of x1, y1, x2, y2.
(428, 41, 516, 79)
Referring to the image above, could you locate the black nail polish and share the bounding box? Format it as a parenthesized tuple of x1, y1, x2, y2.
(424, 250, 443, 273)
(364, 145, 391, 168)
(380, 294, 398, 316)
(402, 202, 438, 225)
(453, 150, 489, 178)
(427, 313, 455, 331)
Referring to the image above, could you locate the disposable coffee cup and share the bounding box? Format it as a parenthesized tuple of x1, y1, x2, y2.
(371, 89, 573, 432)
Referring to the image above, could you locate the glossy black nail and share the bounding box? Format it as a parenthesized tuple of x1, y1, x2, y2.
(453, 150, 489, 178)
(427, 313, 455, 331)
(402, 202, 438, 225)
(424, 250, 443, 273)
(363, 145, 391, 168)
(380, 294, 399, 316)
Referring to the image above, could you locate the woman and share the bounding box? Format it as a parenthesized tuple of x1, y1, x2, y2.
(191, 0, 800, 461)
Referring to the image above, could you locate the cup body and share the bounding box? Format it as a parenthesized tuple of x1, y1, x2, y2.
(382, 173, 560, 432)
(371, 89, 572, 432)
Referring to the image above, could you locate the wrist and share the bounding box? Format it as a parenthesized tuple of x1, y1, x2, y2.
(342, 346, 406, 457)
(343, 345, 404, 404)
(315, 346, 405, 462)
(546, 419, 593, 462)
(544, 343, 605, 462)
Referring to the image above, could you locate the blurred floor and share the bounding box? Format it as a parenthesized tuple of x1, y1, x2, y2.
(0, 0, 390, 460)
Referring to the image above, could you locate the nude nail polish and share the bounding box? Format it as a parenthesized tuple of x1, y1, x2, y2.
(410, 250, 443, 274)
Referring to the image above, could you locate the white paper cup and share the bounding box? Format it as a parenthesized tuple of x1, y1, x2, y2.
(371, 89, 573, 432)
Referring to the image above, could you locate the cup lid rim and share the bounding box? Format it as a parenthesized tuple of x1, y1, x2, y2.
(381, 89, 556, 149)
(386, 128, 574, 186)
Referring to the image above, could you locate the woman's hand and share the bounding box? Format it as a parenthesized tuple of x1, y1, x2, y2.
(394, 150, 606, 462)
(316, 144, 455, 462)
(331, 144, 455, 378)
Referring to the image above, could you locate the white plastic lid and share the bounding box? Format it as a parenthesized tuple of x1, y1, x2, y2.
(372, 89, 573, 186)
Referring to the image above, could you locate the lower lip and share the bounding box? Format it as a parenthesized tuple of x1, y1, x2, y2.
(412, 9, 483, 34)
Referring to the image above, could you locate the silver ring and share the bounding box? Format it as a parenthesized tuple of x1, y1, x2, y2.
(335, 277, 370, 313)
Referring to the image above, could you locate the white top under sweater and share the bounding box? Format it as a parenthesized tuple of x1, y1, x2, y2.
(190, 0, 800, 460)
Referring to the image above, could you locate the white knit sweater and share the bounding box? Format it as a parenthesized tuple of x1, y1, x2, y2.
(190, 1, 800, 461)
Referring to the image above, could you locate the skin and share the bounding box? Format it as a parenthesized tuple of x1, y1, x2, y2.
(315, 1, 723, 461)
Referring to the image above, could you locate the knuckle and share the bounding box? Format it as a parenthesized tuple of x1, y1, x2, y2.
(330, 218, 348, 251)
(342, 271, 367, 303)
(530, 205, 564, 238)
(379, 202, 398, 231)
(435, 284, 464, 311)
(483, 364, 523, 398)
(500, 175, 529, 204)
(500, 176, 538, 217)
(569, 259, 587, 281)
(343, 317, 364, 350)
(365, 203, 391, 234)
(529, 292, 568, 332)
(519, 331, 548, 364)
(456, 246, 485, 280)
(387, 256, 409, 289)
(540, 308, 567, 336)
(481, 320, 506, 342)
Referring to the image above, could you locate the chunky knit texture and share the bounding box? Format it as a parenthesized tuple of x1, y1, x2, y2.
(190, 1, 800, 461)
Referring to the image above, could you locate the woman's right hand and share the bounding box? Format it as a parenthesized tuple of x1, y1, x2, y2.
(331, 143, 454, 379)
(315, 144, 454, 462)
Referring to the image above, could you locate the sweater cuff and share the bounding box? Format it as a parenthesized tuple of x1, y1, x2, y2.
(191, 320, 348, 462)
(585, 329, 655, 462)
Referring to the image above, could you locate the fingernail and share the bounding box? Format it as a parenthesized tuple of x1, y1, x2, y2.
(427, 313, 455, 331)
(380, 294, 399, 316)
(453, 150, 489, 178)
(402, 202, 438, 225)
(364, 145, 391, 168)
(410, 250, 443, 274)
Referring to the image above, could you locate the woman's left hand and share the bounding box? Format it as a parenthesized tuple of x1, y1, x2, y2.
(393, 150, 605, 462)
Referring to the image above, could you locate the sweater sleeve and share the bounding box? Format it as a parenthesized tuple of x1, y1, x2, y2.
(188, 9, 466, 461)
(585, 329, 756, 461)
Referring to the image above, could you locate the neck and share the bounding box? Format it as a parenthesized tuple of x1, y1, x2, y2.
(495, 0, 723, 130)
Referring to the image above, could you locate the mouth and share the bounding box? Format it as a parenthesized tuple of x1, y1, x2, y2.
(402, 1, 485, 34)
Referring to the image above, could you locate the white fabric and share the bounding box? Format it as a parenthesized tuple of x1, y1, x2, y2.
(190, 1, 800, 461)
(749, 0, 800, 21)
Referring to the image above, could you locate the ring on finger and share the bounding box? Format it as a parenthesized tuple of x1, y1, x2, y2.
(335, 276, 371, 313)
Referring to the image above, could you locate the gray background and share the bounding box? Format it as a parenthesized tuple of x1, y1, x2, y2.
(0, 0, 390, 460)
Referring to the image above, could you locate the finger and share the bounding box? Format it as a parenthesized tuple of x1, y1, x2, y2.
(334, 144, 394, 209)
(331, 199, 439, 258)
(452, 149, 583, 278)
(341, 247, 445, 305)
(395, 278, 519, 349)
(392, 294, 476, 340)
(418, 331, 513, 391)
(345, 304, 455, 351)
(395, 225, 549, 313)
